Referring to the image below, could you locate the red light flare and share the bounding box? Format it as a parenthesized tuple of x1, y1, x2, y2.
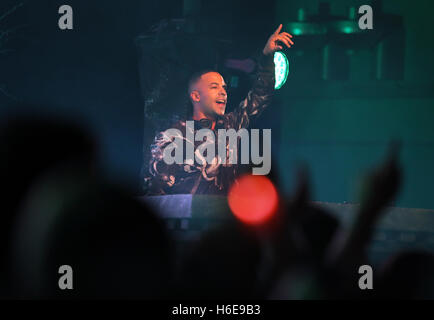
(227, 174, 280, 226)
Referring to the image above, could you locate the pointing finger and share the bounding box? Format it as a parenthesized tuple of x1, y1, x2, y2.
(274, 24, 283, 35)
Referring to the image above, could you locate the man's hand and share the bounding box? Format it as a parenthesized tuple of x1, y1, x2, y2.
(263, 24, 294, 56)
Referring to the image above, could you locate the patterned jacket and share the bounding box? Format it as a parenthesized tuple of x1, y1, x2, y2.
(145, 53, 275, 195)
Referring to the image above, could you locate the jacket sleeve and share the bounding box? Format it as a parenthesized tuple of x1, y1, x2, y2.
(146, 130, 181, 194)
(145, 123, 201, 195)
(229, 53, 276, 129)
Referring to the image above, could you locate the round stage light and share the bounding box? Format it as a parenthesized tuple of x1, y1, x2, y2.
(228, 174, 279, 225)
(274, 51, 289, 90)
(292, 28, 302, 35)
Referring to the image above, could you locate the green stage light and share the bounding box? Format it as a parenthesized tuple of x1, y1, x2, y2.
(274, 51, 289, 90)
(332, 21, 361, 34)
(342, 26, 354, 34)
(292, 28, 302, 35)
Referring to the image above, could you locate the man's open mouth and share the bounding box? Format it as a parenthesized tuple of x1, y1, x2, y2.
(216, 100, 226, 106)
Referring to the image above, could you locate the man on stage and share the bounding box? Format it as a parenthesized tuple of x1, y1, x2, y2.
(145, 24, 294, 195)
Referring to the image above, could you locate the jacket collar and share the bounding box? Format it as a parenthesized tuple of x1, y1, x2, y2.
(193, 115, 225, 130)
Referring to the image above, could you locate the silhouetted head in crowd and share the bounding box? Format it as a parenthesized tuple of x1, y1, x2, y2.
(0, 114, 97, 211)
(11, 170, 172, 299)
(0, 112, 98, 297)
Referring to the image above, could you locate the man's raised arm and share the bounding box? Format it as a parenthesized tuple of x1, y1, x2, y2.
(230, 24, 294, 129)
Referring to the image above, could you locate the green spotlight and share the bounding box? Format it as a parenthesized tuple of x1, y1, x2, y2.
(274, 51, 289, 90)
(342, 26, 354, 34)
(292, 28, 302, 35)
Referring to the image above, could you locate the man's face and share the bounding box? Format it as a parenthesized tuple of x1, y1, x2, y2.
(191, 72, 228, 117)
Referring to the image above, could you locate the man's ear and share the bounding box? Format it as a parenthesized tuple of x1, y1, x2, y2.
(190, 90, 200, 102)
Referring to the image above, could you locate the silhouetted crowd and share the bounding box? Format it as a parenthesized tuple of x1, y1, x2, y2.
(1, 113, 434, 300)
